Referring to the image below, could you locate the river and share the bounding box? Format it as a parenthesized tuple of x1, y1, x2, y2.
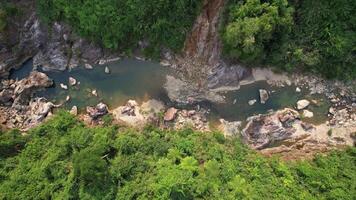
(10, 59, 330, 124)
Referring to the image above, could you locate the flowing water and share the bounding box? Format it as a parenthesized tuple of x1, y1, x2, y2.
(11, 59, 330, 124)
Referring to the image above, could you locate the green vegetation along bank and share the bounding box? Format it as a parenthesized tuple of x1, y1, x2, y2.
(222, 0, 356, 80)
(36, 0, 356, 80)
(0, 112, 355, 199)
(37, 0, 203, 55)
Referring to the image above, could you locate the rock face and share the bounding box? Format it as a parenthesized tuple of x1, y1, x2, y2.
(183, 0, 224, 66)
(0, 0, 108, 79)
(297, 99, 310, 110)
(259, 89, 269, 104)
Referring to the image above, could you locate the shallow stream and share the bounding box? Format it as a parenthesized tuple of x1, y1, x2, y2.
(11, 59, 330, 124)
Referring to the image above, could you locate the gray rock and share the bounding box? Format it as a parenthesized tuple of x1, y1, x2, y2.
(297, 99, 310, 110)
(259, 89, 269, 104)
(248, 99, 257, 106)
(104, 66, 110, 74)
(69, 77, 77, 86)
(164, 75, 225, 104)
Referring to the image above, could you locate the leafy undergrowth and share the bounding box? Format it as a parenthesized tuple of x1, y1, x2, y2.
(0, 111, 355, 199)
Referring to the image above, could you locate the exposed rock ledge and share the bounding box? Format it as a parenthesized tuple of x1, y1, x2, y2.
(0, 71, 56, 131)
(219, 108, 355, 160)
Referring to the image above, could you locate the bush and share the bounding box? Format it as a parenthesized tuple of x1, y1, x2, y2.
(223, 0, 356, 80)
(0, 112, 355, 199)
(223, 0, 294, 63)
(37, 0, 202, 56)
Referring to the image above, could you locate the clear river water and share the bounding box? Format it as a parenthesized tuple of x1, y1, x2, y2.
(10, 59, 330, 124)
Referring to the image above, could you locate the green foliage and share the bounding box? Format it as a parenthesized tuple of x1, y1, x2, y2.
(223, 0, 294, 62)
(223, 0, 356, 80)
(0, 112, 355, 199)
(37, 0, 202, 56)
(0, 2, 19, 32)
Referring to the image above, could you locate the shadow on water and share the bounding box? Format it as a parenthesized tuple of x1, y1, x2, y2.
(10, 59, 329, 123)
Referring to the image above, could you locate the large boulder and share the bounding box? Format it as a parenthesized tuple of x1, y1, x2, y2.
(297, 99, 310, 110)
(259, 89, 269, 104)
(242, 108, 300, 149)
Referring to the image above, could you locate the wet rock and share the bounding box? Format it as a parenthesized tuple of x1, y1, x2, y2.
(86, 103, 108, 119)
(296, 87, 301, 93)
(297, 99, 310, 110)
(303, 110, 314, 118)
(70, 106, 78, 116)
(164, 108, 178, 121)
(60, 83, 68, 90)
(69, 77, 77, 86)
(104, 66, 110, 74)
(65, 95, 71, 102)
(259, 89, 269, 104)
(248, 99, 257, 106)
